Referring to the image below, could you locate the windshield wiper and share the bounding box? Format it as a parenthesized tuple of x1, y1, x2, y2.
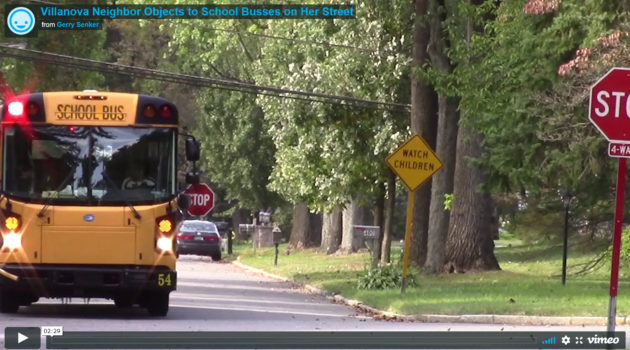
(37, 164, 80, 218)
(0, 191, 12, 212)
(100, 171, 141, 220)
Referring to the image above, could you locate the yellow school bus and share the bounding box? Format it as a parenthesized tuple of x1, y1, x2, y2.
(0, 91, 186, 316)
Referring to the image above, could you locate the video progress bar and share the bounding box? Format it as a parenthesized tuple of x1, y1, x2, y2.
(45, 331, 627, 349)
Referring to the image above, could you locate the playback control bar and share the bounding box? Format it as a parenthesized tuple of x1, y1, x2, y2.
(44, 331, 626, 349)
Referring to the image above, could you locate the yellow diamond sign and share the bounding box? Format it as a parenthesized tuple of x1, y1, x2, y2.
(386, 134, 442, 191)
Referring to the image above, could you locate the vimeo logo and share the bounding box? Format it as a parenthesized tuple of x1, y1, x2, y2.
(7, 7, 35, 35)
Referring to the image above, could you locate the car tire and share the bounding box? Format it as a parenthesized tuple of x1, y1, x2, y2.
(146, 292, 169, 316)
(0, 291, 19, 313)
(211, 253, 222, 261)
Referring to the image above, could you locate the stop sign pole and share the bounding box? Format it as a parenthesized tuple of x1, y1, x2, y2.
(589, 67, 630, 333)
(609, 158, 626, 332)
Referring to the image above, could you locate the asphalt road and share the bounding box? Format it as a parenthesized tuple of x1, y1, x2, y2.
(1, 255, 628, 349)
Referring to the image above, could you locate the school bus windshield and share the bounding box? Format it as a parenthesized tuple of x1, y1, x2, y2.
(2, 125, 176, 204)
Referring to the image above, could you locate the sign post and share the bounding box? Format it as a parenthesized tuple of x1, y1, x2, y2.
(609, 158, 626, 331)
(386, 134, 442, 292)
(183, 183, 215, 217)
(588, 67, 630, 332)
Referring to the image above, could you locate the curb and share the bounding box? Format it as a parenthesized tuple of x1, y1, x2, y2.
(230, 260, 626, 326)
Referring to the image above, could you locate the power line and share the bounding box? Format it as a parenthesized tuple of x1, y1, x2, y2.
(182, 24, 396, 57)
(0, 45, 410, 112)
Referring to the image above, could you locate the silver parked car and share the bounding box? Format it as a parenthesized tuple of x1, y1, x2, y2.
(175, 220, 223, 261)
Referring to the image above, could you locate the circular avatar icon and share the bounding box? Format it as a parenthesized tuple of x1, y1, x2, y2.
(7, 7, 35, 35)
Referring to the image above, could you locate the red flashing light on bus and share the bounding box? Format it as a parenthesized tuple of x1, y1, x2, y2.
(7, 101, 24, 117)
(159, 105, 173, 118)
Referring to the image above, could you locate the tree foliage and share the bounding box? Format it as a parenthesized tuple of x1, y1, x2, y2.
(164, 5, 279, 210)
(422, 0, 630, 236)
(251, 1, 412, 211)
(165, 1, 413, 214)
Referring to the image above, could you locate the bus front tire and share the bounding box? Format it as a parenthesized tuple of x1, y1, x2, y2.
(0, 292, 19, 313)
(114, 296, 134, 308)
(146, 292, 169, 316)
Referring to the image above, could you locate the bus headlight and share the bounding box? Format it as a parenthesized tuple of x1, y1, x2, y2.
(156, 237, 173, 252)
(3, 232, 22, 250)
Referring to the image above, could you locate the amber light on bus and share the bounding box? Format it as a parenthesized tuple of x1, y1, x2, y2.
(26, 102, 40, 117)
(74, 94, 107, 100)
(143, 104, 157, 118)
(155, 215, 175, 253)
(4, 216, 19, 231)
(158, 218, 173, 234)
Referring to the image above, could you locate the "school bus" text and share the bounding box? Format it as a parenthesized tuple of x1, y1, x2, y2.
(55, 104, 126, 121)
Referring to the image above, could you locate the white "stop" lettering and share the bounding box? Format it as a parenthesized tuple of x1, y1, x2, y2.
(190, 193, 212, 206)
(595, 90, 630, 118)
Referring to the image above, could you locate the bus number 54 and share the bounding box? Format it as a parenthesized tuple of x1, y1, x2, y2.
(158, 273, 172, 287)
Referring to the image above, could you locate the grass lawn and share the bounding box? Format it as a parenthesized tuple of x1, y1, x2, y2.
(227, 237, 630, 316)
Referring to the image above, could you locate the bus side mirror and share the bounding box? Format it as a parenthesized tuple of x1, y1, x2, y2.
(177, 193, 190, 210)
(185, 137, 200, 162)
(186, 171, 200, 185)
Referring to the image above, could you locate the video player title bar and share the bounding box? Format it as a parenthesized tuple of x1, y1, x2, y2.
(26, 5, 356, 19)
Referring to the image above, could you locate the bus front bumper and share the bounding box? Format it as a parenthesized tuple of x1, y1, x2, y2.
(0, 264, 176, 298)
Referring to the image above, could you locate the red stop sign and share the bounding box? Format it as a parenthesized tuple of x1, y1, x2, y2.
(590, 67, 630, 142)
(184, 183, 215, 217)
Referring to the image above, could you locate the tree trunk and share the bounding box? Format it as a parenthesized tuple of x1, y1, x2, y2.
(289, 203, 310, 249)
(320, 208, 342, 254)
(308, 212, 323, 247)
(444, 120, 500, 272)
(425, 0, 460, 274)
(443, 0, 499, 273)
(410, 0, 438, 267)
(381, 170, 396, 263)
(341, 197, 363, 253)
(425, 95, 459, 273)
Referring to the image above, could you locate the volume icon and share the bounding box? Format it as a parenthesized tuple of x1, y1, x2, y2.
(542, 337, 556, 345)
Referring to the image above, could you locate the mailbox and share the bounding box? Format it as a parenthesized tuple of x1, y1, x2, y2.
(259, 211, 271, 225)
(353, 225, 380, 240)
(353, 225, 381, 268)
(272, 226, 282, 244)
(238, 224, 255, 240)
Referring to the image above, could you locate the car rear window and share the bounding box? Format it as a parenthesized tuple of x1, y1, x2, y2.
(181, 222, 217, 232)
